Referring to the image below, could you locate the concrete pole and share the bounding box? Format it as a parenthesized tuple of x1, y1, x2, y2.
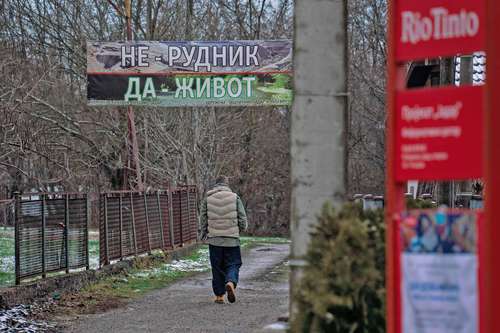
(290, 0, 347, 320)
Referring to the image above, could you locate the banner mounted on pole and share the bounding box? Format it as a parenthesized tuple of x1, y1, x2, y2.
(86, 40, 293, 107)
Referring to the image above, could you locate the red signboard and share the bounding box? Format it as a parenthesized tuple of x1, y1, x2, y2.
(387, 0, 497, 333)
(395, 86, 483, 181)
(396, 0, 485, 61)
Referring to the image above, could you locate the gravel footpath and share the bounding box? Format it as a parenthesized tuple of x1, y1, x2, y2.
(65, 243, 290, 333)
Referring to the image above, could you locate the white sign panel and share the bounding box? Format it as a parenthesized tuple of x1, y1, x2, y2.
(402, 254, 477, 333)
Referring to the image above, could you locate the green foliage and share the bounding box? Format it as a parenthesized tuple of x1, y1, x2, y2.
(406, 197, 437, 209)
(292, 203, 386, 333)
(272, 74, 292, 89)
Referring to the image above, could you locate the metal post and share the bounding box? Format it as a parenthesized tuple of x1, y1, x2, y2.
(130, 192, 138, 255)
(41, 194, 46, 278)
(186, 186, 192, 242)
(143, 191, 152, 253)
(119, 193, 123, 260)
(156, 191, 165, 249)
(484, 1, 500, 331)
(179, 189, 184, 245)
(14, 192, 20, 285)
(85, 194, 90, 270)
(194, 186, 200, 242)
(386, 2, 416, 333)
(188, 187, 196, 243)
(64, 194, 70, 274)
(168, 188, 175, 248)
(104, 194, 110, 265)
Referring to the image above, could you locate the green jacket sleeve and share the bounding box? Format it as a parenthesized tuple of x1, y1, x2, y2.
(236, 196, 248, 233)
(199, 199, 208, 241)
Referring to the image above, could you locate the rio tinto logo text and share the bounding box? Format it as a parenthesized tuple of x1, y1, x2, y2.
(401, 7, 480, 44)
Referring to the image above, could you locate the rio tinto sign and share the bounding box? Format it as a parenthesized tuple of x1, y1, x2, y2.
(396, 0, 485, 61)
(395, 86, 483, 181)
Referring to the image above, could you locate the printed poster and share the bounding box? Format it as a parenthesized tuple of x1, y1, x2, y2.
(400, 209, 478, 333)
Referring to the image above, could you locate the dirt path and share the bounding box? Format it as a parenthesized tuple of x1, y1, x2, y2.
(65, 244, 289, 333)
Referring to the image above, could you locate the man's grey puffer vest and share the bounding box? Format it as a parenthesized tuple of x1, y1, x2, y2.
(207, 185, 239, 238)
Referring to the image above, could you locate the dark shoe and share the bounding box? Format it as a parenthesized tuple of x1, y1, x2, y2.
(225, 282, 236, 303)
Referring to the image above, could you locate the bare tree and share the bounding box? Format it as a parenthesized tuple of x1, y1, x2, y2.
(0, 0, 293, 234)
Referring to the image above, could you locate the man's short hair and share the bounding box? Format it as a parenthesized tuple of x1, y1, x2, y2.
(215, 175, 229, 185)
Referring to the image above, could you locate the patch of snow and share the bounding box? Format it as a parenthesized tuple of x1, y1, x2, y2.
(0, 256, 14, 272)
(262, 322, 289, 331)
(131, 248, 210, 278)
(0, 305, 55, 332)
(89, 255, 100, 270)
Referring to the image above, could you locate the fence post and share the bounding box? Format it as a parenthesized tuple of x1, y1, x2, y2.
(168, 189, 175, 248)
(130, 192, 138, 256)
(187, 187, 193, 243)
(104, 194, 110, 265)
(179, 188, 184, 245)
(144, 191, 152, 254)
(85, 194, 90, 270)
(156, 191, 165, 249)
(42, 193, 46, 278)
(194, 187, 199, 242)
(65, 194, 70, 273)
(119, 193, 123, 260)
(14, 192, 20, 285)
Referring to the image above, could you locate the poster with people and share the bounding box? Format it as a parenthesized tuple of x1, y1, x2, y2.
(400, 209, 479, 333)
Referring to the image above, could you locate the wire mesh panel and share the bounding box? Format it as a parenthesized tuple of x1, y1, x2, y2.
(99, 188, 199, 265)
(171, 190, 182, 246)
(68, 198, 88, 269)
(15, 194, 89, 284)
(17, 200, 43, 279)
(105, 196, 122, 261)
(179, 189, 190, 244)
(44, 198, 66, 273)
(132, 193, 150, 254)
(146, 194, 163, 250)
(121, 194, 136, 257)
(187, 186, 199, 243)
(99, 195, 107, 266)
(159, 193, 172, 249)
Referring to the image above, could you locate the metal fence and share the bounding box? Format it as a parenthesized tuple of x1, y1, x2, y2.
(14, 193, 90, 284)
(99, 186, 198, 266)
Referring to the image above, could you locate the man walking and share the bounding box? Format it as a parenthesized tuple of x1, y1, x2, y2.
(200, 176, 248, 304)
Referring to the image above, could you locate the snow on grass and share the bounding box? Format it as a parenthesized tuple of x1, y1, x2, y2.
(0, 255, 14, 272)
(128, 236, 289, 280)
(131, 247, 210, 279)
(88, 239, 100, 270)
(0, 236, 15, 287)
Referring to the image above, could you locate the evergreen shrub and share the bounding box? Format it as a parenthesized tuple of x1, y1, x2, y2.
(292, 203, 386, 333)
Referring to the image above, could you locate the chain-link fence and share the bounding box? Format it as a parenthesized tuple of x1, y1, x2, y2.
(14, 193, 90, 284)
(99, 186, 198, 266)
